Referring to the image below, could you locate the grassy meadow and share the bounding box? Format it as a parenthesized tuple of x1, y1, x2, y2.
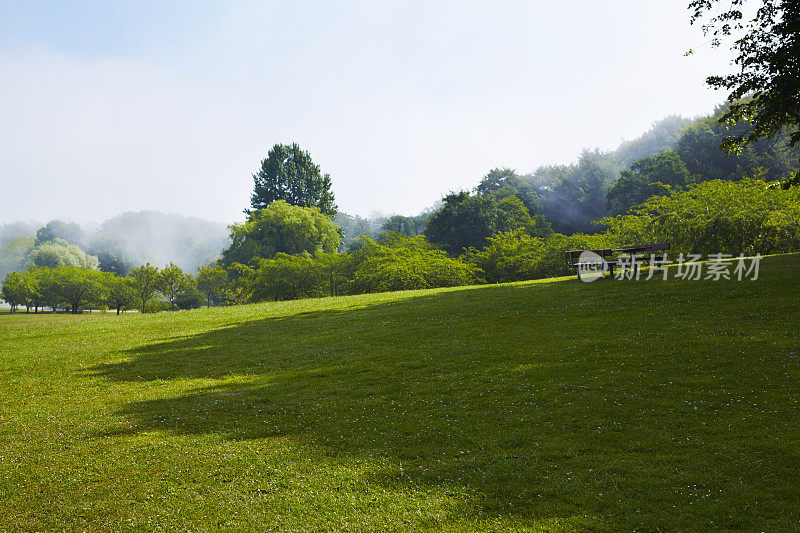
(1, 255, 799, 531)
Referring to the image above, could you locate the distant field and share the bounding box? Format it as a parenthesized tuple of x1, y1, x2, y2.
(1, 255, 798, 531)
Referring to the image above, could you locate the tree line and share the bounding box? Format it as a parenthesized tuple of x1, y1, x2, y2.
(1, 263, 213, 314)
(4, 111, 800, 312)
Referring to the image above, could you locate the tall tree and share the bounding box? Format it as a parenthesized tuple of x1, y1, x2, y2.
(688, 0, 800, 150)
(249, 143, 337, 217)
(475, 167, 543, 216)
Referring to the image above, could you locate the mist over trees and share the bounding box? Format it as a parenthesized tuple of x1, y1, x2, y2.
(0, 211, 230, 281)
(606, 150, 693, 215)
(4, 99, 800, 313)
(381, 215, 428, 237)
(614, 115, 695, 167)
(334, 213, 381, 249)
(676, 106, 800, 181)
(0, 237, 34, 280)
(0, 221, 41, 246)
(481, 109, 800, 234)
(28, 239, 99, 269)
(2, 106, 797, 285)
(424, 192, 551, 255)
(88, 211, 230, 273)
(35, 220, 85, 248)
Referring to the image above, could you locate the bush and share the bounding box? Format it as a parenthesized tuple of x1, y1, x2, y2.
(466, 230, 615, 283)
(600, 179, 800, 255)
(345, 234, 480, 293)
(175, 288, 205, 310)
(144, 300, 171, 313)
(246, 253, 323, 302)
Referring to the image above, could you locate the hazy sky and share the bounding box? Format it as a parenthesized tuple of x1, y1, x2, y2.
(0, 0, 734, 224)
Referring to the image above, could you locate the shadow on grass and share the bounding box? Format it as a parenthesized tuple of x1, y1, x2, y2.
(86, 277, 800, 527)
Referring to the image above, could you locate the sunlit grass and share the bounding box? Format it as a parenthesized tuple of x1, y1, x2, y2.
(1, 255, 798, 531)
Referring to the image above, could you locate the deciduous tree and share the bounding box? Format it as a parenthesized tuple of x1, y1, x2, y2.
(196, 265, 228, 306)
(129, 264, 160, 313)
(688, 0, 800, 150)
(606, 150, 693, 214)
(157, 263, 195, 311)
(104, 274, 135, 315)
(222, 201, 341, 266)
(425, 192, 551, 255)
(1, 272, 29, 313)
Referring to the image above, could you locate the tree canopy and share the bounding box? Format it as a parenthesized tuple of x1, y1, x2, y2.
(249, 143, 337, 217)
(606, 150, 694, 215)
(424, 192, 551, 255)
(381, 215, 427, 237)
(28, 239, 99, 270)
(35, 220, 84, 247)
(688, 0, 800, 150)
(128, 264, 160, 313)
(474, 167, 543, 215)
(221, 201, 342, 266)
(346, 234, 480, 293)
(157, 263, 196, 311)
(602, 178, 800, 255)
(196, 265, 228, 306)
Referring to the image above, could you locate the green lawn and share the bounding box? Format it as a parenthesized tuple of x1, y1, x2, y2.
(1, 255, 799, 531)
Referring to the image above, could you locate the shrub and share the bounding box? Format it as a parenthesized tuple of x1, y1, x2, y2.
(345, 234, 480, 293)
(600, 179, 800, 255)
(466, 231, 615, 283)
(175, 288, 205, 310)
